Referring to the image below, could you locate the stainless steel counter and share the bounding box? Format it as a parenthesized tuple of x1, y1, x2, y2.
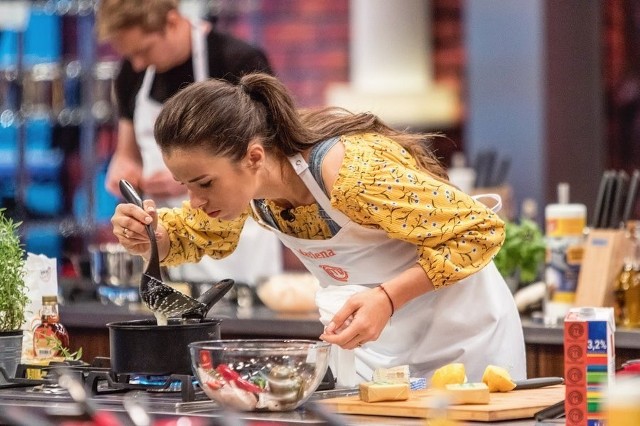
(0, 385, 543, 425)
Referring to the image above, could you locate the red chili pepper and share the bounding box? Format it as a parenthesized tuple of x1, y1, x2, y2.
(215, 364, 240, 381)
(199, 350, 212, 369)
(215, 364, 263, 393)
(232, 378, 263, 394)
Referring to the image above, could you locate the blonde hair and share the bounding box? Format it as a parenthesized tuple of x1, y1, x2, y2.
(96, 0, 179, 41)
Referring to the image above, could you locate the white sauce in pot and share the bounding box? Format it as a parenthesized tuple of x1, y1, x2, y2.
(154, 311, 168, 326)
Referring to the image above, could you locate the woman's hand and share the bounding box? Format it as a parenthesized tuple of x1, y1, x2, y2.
(319, 286, 393, 350)
(111, 199, 163, 258)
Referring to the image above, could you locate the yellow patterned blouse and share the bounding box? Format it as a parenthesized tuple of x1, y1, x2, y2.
(158, 133, 505, 289)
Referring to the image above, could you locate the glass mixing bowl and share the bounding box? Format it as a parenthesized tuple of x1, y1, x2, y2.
(189, 339, 331, 411)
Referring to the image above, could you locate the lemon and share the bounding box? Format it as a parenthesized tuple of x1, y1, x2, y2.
(430, 363, 466, 389)
(481, 365, 516, 392)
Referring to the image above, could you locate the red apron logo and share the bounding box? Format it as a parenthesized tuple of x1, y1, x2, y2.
(320, 264, 349, 282)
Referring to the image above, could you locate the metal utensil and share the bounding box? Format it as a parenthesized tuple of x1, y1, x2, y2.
(118, 179, 208, 320)
(513, 376, 564, 390)
(123, 391, 152, 426)
(183, 278, 235, 320)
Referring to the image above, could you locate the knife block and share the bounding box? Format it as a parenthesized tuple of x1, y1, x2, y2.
(574, 229, 632, 307)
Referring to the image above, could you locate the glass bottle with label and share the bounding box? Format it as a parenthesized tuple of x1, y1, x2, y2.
(33, 295, 70, 359)
(613, 221, 640, 328)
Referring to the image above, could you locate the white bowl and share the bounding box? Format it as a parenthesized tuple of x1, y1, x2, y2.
(256, 273, 320, 313)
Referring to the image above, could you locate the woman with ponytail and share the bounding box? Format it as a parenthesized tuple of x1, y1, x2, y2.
(111, 73, 526, 386)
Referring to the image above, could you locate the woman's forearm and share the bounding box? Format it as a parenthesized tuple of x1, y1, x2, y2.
(381, 263, 435, 312)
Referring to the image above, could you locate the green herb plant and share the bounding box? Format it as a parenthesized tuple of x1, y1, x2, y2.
(494, 219, 546, 290)
(0, 208, 28, 332)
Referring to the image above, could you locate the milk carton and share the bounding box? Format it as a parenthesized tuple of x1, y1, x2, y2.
(564, 307, 615, 426)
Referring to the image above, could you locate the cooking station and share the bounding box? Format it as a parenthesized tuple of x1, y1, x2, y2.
(0, 358, 340, 425)
(0, 366, 535, 426)
(0, 359, 540, 426)
(2, 285, 634, 425)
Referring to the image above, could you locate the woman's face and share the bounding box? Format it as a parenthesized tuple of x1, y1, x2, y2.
(163, 147, 260, 220)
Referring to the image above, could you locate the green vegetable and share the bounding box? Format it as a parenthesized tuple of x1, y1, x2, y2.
(45, 335, 83, 361)
(0, 208, 28, 332)
(494, 219, 546, 288)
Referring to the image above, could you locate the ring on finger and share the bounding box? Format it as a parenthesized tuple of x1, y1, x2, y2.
(123, 227, 129, 238)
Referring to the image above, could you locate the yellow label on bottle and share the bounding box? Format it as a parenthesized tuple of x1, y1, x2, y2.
(553, 291, 577, 303)
(546, 217, 586, 237)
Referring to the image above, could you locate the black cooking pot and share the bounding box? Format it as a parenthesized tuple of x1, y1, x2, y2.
(107, 318, 221, 375)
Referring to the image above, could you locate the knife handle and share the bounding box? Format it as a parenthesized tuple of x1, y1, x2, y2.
(592, 171, 611, 228)
(609, 170, 629, 229)
(622, 169, 640, 224)
(600, 171, 617, 229)
(534, 399, 565, 421)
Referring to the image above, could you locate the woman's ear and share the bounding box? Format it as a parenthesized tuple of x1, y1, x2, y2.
(245, 143, 265, 169)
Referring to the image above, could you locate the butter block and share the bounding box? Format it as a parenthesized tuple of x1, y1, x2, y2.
(445, 382, 490, 404)
(373, 365, 410, 384)
(359, 381, 410, 403)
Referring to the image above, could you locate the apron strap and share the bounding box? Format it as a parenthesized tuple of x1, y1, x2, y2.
(139, 65, 156, 98)
(190, 20, 209, 82)
(288, 154, 351, 227)
(472, 193, 503, 213)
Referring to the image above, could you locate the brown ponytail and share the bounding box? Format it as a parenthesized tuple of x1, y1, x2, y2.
(154, 72, 448, 180)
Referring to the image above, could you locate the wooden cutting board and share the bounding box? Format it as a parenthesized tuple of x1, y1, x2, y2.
(318, 385, 564, 422)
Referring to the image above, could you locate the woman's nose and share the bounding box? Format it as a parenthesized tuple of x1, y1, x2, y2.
(189, 192, 207, 210)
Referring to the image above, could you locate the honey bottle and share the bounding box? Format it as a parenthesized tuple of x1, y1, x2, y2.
(614, 221, 640, 328)
(33, 295, 70, 359)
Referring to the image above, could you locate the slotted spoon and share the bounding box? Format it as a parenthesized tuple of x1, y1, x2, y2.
(119, 180, 233, 320)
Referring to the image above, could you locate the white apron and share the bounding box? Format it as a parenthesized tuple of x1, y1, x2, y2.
(251, 154, 526, 386)
(134, 22, 282, 284)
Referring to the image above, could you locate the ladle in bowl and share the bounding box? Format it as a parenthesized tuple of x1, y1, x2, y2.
(118, 180, 234, 321)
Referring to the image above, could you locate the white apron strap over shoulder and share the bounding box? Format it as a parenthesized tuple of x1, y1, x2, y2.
(288, 153, 351, 227)
(472, 193, 502, 213)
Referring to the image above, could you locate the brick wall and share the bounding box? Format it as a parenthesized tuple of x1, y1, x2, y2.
(225, 0, 464, 113)
(222, 0, 464, 162)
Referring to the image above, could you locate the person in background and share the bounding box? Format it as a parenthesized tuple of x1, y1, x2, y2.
(110, 73, 527, 386)
(96, 0, 282, 284)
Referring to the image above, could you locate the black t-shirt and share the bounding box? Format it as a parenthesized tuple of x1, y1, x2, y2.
(115, 30, 273, 121)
